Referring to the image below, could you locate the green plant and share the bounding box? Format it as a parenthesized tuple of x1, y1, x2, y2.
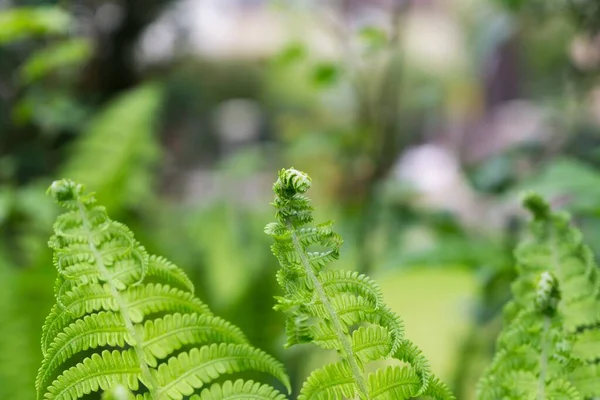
(264, 168, 455, 399)
(36, 179, 290, 399)
(477, 193, 600, 399)
(35, 170, 600, 399)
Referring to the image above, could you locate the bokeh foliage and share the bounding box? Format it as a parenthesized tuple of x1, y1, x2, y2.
(2, 0, 600, 398)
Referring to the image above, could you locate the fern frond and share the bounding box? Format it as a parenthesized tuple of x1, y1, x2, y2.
(477, 192, 600, 399)
(37, 179, 290, 399)
(265, 168, 454, 400)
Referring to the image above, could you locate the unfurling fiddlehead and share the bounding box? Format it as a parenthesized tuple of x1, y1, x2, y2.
(265, 168, 455, 400)
(37, 179, 290, 400)
(477, 193, 600, 399)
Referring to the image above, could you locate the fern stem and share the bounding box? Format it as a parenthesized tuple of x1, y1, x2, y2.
(288, 223, 370, 400)
(536, 231, 560, 400)
(537, 316, 550, 400)
(77, 202, 160, 398)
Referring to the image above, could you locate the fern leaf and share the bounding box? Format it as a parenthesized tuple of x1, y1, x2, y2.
(367, 366, 421, 399)
(266, 168, 454, 400)
(192, 379, 287, 400)
(298, 362, 356, 400)
(41, 282, 209, 355)
(423, 377, 459, 400)
(141, 313, 249, 365)
(546, 379, 582, 400)
(569, 364, 600, 399)
(37, 311, 130, 392)
(45, 349, 142, 399)
(38, 180, 289, 399)
(351, 325, 391, 364)
(283, 315, 313, 348)
(572, 329, 600, 362)
(319, 269, 383, 308)
(147, 255, 195, 293)
(152, 344, 290, 399)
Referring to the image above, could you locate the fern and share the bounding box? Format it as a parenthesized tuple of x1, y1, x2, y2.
(59, 84, 162, 213)
(37, 179, 290, 399)
(265, 168, 455, 400)
(477, 193, 600, 399)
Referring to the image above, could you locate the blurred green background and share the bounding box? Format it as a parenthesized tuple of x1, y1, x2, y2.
(2, 0, 600, 398)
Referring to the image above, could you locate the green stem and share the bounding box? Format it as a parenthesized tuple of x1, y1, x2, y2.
(288, 223, 370, 399)
(537, 316, 550, 400)
(77, 202, 160, 399)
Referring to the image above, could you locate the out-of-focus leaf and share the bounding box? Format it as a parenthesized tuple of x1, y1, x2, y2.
(273, 42, 307, 67)
(358, 26, 388, 52)
(0, 188, 13, 225)
(0, 7, 71, 44)
(19, 38, 92, 84)
(13, 91, 90, 132)
(0, 156, 16, 180)
(311, 62, 340, 87)
(59, 84, 164, 213)
(510, 157, 600, 213)
(470, 154, 514, 193)
(497, 0, 526, 11)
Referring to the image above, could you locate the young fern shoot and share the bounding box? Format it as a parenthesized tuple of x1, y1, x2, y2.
(265, 168, 455, 400)
(37, 180, 290, 400)
(477, 270, 580, 399)
(478, 193, 600, 399)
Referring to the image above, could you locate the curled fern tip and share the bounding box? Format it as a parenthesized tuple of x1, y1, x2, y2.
(47, 179, 95, 208)
(275, 168, 312, 194)
(535, 271, 560, 315)
(47, 179, 83, 201)
(521, 191, 550, 220)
